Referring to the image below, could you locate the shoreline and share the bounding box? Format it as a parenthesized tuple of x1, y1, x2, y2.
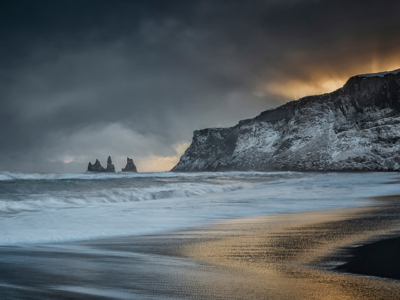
(174, 196, 400, 299)
(1, 195, 400, 299)
(82, 195, 400, 298)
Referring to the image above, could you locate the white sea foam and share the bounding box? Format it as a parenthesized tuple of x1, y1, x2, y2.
(0, 172, 398, 245)
(0, 171, 178, 181)
(0, 182, 247, 213)
(0, 170, 284, 181)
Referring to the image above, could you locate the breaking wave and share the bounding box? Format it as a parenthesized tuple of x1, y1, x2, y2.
(1, 171, 398, 245)
(0, 171, 180, 181)
(0, 182, 247, 214)
(0, 171, 299, 181)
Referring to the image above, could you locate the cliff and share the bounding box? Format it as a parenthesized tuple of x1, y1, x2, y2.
(172, 68, 400, 171)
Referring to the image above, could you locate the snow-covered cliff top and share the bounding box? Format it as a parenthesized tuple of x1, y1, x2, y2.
(172, 67, 400, 172)
(356, 68, 400, 78)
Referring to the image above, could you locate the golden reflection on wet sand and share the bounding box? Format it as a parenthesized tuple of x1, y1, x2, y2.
(180, 199, 400, 299)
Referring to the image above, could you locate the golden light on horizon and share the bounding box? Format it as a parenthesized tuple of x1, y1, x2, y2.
(135, 142, 190, 172)
(258, 57, 400, 101)
(264, 78, 345, 100)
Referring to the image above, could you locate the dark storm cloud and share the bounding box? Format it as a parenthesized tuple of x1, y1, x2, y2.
(1, 0, 400, 172)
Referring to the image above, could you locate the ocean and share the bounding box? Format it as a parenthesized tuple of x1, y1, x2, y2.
(0, 171, 399, 246)
(1, 171, 400, 299)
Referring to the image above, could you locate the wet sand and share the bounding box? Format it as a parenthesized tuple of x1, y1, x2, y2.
(178, 196, 400, 299)
(1, 197, 400, 299)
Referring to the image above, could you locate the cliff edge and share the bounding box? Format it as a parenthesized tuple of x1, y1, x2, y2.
(172, 68, 400, 171)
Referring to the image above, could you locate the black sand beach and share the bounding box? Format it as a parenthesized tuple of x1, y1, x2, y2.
(335, 235, 400, 280)
(1, 196, 400, 299)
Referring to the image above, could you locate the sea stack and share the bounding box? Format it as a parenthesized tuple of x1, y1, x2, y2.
(87, 159, 105, 172)
(122, 157, 137, 172)
(87, 157, 115, 173)
(105, 156, 116, 172)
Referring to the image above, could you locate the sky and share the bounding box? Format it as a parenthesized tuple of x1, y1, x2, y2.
(1, 0, 400, 173)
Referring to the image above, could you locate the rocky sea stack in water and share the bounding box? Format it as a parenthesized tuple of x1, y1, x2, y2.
(87, 156, 115, 173)
(172, 68, 400, 172)
(122, 158, 137, 172)
(105, 156, 115, 172)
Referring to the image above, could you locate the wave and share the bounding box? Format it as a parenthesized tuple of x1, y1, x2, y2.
(0, 172, 397, 245)
(0, 171, 300, 182)
(0, 182, 248, 214)
(0, 171, 183, 181)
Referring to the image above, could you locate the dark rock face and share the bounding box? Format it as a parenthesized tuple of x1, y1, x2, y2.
(87, 157, 115, 173)
(106, 156, 115, 172)
(172, 68, 400, 172)
(87, 159, 105, 172)
(122, 157, 137, 172)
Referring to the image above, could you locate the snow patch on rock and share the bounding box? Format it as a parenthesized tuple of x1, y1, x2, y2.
(172, 69, 400, 172)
